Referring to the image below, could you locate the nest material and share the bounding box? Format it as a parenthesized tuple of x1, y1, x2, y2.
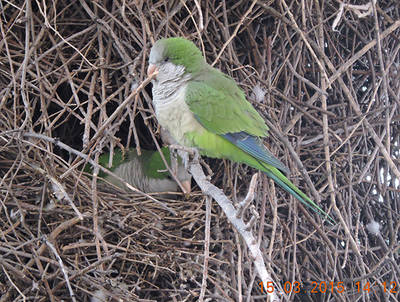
(1, 0, 399, 301)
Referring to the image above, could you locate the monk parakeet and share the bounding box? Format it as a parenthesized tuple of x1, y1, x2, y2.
(147, 37, 333, 223)
(96, 147, 191, 194)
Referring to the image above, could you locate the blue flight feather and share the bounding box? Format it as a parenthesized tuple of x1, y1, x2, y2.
(223, 132, 290, 174)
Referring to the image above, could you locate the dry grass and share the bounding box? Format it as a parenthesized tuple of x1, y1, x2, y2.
(0, 0, 399, 301)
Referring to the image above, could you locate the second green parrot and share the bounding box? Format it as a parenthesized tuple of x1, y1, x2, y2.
(147, 37, 334, 223)
(96, 147, 191, 195)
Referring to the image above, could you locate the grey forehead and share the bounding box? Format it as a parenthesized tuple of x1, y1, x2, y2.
(149, 42, 165, 64)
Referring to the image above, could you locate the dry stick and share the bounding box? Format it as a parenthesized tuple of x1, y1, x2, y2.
(264, 119, 321, 203)
(0, 17, 47, 108)
(143, 127, 190, 194)
(315, 3, 369, 282)
(193, 0, 204, 32)
(33, 242, 57, 302)
(80, 0, 133, 74)
(88, 72, 156, 145)
(131, 90, 142, 156)
(267, 178, 278, 262)
(202, 277, 236, 302)
(315, 0, 346, 289)
(372, 3, 397, 273)
(372, 3, 394, 238)
(33, 25, 95, 65)
(313, 20, 400, 181)
(245, 180, 270, 302)
(286, 60, 328, 96)
(357, 99, 398, 184)
(98, 1, 145, 157)
(83, 71, 97, 149)
(264, 121, 338, 258)
(283, 20, 400, 135)
(372, 2, 390, 123)
(0, 246, 59, 268)
(280, 0, 329, 84)
(24, 162, 84, 220)
(140, 93, 192, 194)
(19, 215, 84, 278)
(36, 1, 95, 69)
(211, 0, 258, 66)
(271, 88, 342, 142)
(303, 84, 390, 175)
(236, 173, 259, 218)
(52, 254, 121, 293)
(199, 196, 211, 302)
(181, 0, 203, 45)
(47, 32, 86, 112)
(188, 162, 283, 301)
(42, 236, 77, 302)
(1, 265, 26, 301)
(235, 230, 243, 302)
(278, 7, 400, 228)
(91, 152, 107, 272)
(91, 13, 109, 271)
(19, 0, 33, 130)
(323, 52, 400, 269)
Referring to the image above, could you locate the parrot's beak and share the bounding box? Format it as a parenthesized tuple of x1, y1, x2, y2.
(181, 180, 191, 194)
(147, 64, 158, 77)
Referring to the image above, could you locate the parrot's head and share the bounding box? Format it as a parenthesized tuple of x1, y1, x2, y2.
(147, 37, 205, 81)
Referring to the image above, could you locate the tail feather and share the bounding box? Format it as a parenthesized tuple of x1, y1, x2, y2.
(262, 165, 335, 225)
(193, 130, 335, 224)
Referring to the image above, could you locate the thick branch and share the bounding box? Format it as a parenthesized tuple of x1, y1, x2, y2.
(188, 162, 283, 301)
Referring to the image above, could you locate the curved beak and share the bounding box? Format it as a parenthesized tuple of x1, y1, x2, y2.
(180, 180, 191, 194)
(147, 63, 158, 77)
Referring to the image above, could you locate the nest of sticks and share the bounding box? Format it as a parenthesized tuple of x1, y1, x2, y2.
(0, 0, 399, 301)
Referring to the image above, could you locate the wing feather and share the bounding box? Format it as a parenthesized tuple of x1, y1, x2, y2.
(186, 67, 268, 136)
(186, 67, 289, 174)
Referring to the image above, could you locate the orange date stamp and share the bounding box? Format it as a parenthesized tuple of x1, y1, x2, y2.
(259, 280, 398, 294)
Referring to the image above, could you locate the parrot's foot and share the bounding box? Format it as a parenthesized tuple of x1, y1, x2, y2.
(169, 145, 199, 167)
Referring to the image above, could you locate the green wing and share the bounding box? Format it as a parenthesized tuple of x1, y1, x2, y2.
(187, 67, 268, 137)
(186, 67, 289, 173)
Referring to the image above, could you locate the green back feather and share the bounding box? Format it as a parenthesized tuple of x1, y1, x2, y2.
(144, 147, 172, 179)
(89, 147, 174, 180)
(186, 67, 269, 137)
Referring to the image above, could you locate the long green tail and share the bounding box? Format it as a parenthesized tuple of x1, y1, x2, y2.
(262, 164, 335, 225)
(189, 129, 335, 224)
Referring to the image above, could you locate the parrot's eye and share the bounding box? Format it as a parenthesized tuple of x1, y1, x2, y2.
(163, 56, 170, 63)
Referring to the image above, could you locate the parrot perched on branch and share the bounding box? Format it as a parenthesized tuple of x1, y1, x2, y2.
(147, 37, 334, 223)
(95, 147, 191, 195)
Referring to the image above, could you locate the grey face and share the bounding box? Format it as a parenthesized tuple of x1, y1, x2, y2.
(149, 43, 187, 86)
(148, 40, 166, 65)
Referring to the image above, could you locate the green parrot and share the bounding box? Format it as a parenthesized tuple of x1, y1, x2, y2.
(147, 37, 334, 223)
(94, 147, 191, 195)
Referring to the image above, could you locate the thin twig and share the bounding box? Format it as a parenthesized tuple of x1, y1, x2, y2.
(199, 196, 211, 301)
